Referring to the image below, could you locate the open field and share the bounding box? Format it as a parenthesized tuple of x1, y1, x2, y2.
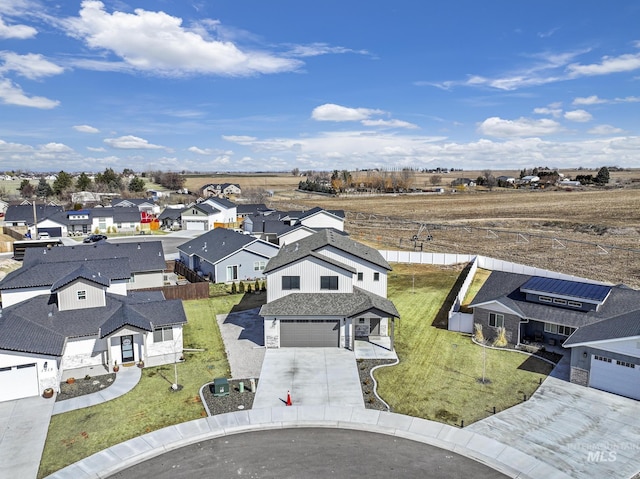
(271, 187, 640, 288)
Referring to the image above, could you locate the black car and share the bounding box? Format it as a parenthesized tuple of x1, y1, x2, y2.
(83, 234, 108, 244)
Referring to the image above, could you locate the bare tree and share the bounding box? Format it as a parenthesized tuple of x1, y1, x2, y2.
(482, 169, 497, 191)
(429, 174, 442, 186)
(291, 167, 300, 177)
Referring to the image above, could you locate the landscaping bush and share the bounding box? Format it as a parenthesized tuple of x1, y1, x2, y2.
(238, 281, 245, 293)
(231, 282, 237, 294)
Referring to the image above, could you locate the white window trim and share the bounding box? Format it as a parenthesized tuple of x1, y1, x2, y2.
(488, 312, 504, 328)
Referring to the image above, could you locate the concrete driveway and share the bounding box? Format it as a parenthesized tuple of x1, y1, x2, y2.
(468, 376, 640, 479)
(253, 348, 364, 408)
(216, 308, 265, 379)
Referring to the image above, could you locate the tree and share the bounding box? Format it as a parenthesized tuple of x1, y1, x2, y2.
(95, 168, 123, 192)
(482, 169, 497, 191)
(429, 175, 442, 186)
(36, 177, 53, 198)
(159, 172, 185, 190)
(291, 167, 300, 176)
(52, 170, 73, 195)
(596, 167, 610, 185)
(128, 176, 146, 193)
(19, 179, 35, 198)
(76, 172, 92, 191)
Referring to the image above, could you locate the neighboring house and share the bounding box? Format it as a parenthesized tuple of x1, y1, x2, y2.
(451, 178, 476, 187)
(277, 224, 320, 245)
(3, 204, 63, 228)
(0, 256, 186, 402)
(0, 199, 8, 216)
(236, 203, 273, 218)
(20, 240, 167, 291)
(296, 207, 345, 231)
(158, 207, 183, 230)
(259, 230, 399, 349)
(91, 207, 142, 233)
(181, 198, 237, 231)
(243, 214, 290, 243)
(200, 183, 241, 198)
(177, 228, 279, 283)
(147, 189, 169, 201)
(112, 198, 158, 215)
(469, 271, 640, 400)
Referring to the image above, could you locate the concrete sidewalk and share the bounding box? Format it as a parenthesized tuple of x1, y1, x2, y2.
(44, 406, 571, 479)
(1, 365, 142, 479)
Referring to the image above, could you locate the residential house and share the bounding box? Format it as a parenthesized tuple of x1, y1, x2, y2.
(243, 214, 290, 243)
(469, 271, 640, 400)
(112, 198, 158, 215)
(91, 206, 142, 233)
(3, 204, 63, 229)
(20, 240, 167, 292)
(181, 197, 237, 231)
(451, 178, 476, 188)
(0, 248, 186, 402)
(200, 183, 241, 198)
(296, 207, 345, 231)
(259, 230, 399, 349)
(177, 228, 279, 283)
(158, 206, 183, 230)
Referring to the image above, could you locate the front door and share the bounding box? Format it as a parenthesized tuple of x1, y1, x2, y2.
(121, 335, 134, 363)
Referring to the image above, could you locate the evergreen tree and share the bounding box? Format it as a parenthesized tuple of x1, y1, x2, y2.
(36, 177, 53, 198)
(53, 170, 73, 195)
(128, 176, 146, 193)
(596, 166, 610, 185)
(76, 172, 92, 190)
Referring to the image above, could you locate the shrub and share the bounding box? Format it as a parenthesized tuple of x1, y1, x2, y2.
(238, 281, 245, 293)
(230, 282, 237, 294)
(255, 279, 260, 291)
(493, 327, 508, 347)
(474, 323, 485, 343)
(247, 284, 252, 293)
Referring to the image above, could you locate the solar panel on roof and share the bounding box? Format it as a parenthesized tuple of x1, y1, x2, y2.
(521, 276, 611, 302)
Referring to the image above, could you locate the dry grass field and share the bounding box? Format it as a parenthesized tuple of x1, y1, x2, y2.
(207, 169, 639, 288)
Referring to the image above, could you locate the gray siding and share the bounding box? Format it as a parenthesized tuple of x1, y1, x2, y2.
(473, 307, 520, 344)
(214, 249, 269, 283)
(58, 280, 105, 311)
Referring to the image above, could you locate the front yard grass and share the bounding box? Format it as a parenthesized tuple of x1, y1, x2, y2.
(37, 293, 253, 478)
(377, 263, 553, 426)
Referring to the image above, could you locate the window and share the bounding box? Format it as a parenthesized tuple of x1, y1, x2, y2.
(153, 326, 173, 342)
(282, 276, 300, 290)
(545, 323, 575, 336)
(594, 355, 611, 363)
(254, 261, 266, 271)
(544, 323, 558, 334)
(77, 290, 86, 300)
(373, 272, 380, 281)
(553, 298, 567, 305)
(357, 272, 363, 281)
(539, 296, 552, 303)
(488, 313, 504, 328)
(226, 265, 238, 281)
(568, 300, 582, 308)
(320, 276, 339, 290)
(558, 325, 575, 336)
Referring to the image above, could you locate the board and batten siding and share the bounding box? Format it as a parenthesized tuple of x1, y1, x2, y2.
(267, 257, 353, 302)
(57, 279, 106, 311)
(300, 213, 344, 231)
(128, 271, 164, 289)
(315, 246, 388, 297)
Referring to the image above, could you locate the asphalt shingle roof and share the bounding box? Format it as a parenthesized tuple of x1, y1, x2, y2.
(264, 229, 391, 273)
(259, 287, 399, 318)
(177, 228, 260, 264)
(4, 204, 63, 224)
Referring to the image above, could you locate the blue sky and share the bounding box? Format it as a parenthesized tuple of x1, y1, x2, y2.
(1, 0, 639, 173)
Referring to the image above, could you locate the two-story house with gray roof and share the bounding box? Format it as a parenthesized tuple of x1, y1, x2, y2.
(469, 271, 640, 400)
(259, 230, 399, 349)
(0, 248, 186, 403)
(177, 228, 279, 283)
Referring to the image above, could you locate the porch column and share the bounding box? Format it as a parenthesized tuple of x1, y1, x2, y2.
(390, 318, 395, 351)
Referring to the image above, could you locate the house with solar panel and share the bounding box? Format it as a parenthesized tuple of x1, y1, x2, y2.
(259, 230, 399, 349)
(469, 271, 640, 400)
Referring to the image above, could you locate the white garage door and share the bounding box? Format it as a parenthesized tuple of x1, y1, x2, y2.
(186, 221, 206, 231)
(0, 363, 39, 402)
(589, 354, 640, 400)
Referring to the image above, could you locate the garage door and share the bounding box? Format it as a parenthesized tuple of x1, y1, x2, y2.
(0, 363, 39, 402)
(186, 221, 206, 231)
(589, 354, 640, 400)
(38, 227, 62, 237)
(280, 320, 339, 347)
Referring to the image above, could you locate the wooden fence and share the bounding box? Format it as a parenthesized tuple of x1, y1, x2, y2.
(138, 282, 210, 300)
(173, 260, 209, 283)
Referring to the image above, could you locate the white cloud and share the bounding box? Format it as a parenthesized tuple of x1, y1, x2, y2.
(61, 1, 302, 76)
(222, 135, 257, 144)
(567, 52, 640, 76)
(188, 146, 233, 155)
(533, 107, 562, 118)
(588, 125, 625, 135)
(573, 95, 607, 105)
(0, 52, 64, 79)
(312, 103, 384, 122)
(361, 119, 419, 129)
(104, 135, 165, 150)
(0, 16, 37, 39)
(614, 96, 640, 103)
(40, 142, 73, 153)
(0, 77, 59, 108)
(477, 117, 562, 137)
(73, 124, 100, 133)
(285, 43, 370, 58)
(87, 146, 106, 152)
(564, 109, 592, 122)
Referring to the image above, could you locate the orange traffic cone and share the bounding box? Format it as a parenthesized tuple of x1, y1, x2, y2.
(286, 390, 292, 406)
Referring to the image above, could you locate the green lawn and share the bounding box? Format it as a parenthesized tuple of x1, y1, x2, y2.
(37, 294, 249, 478)
(377, 263, 552, 426)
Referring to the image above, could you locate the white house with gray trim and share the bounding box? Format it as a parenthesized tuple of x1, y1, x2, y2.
(259, 230, 399, 349)
(0, 248, 186, 403)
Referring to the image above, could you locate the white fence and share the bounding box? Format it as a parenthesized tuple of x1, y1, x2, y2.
(380, 250, 607, 333)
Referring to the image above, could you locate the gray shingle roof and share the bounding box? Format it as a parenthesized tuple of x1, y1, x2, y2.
(204, 197, 236, 209)
(470, 271, 640, 330)
(264, 230, 391, 273)
(259, 287, 399, 318)
(297, 206, 345, 221)
(0, 292, 186, 356)
(51, 264, 112, 291)
(4, 204, 63, 224)
(22, 240, 166, 273)
(1, 257, 131, 290)
(563, 311, 640, 347)
(177, 228, 258, 264)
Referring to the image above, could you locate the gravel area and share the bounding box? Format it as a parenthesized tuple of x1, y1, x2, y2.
(202, 360, 396, 414)
(56, 373, 116, 401)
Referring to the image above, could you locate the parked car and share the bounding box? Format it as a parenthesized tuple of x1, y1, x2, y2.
(83, 234, 107, 243)
(37, 232, 51, 240)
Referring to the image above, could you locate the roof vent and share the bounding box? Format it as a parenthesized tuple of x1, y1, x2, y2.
(48, 312, 53, 317)
(137, 244, 141, 249)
